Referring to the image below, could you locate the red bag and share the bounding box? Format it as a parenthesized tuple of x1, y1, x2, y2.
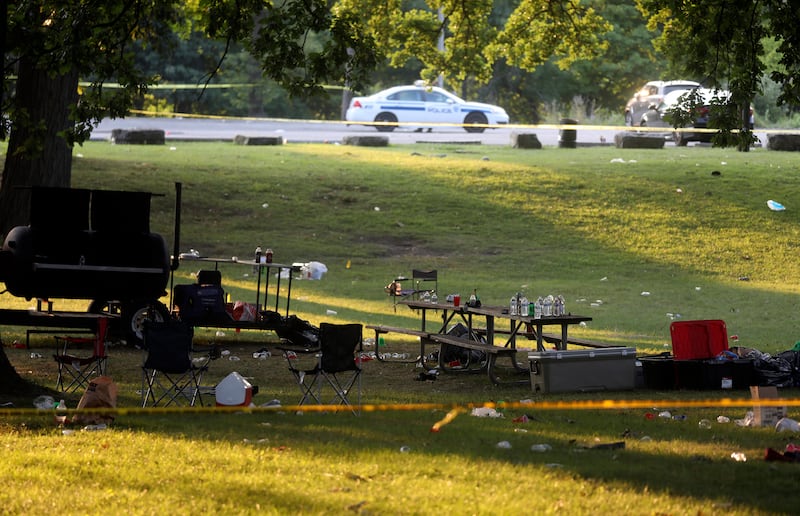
(232, 301, 257, 321)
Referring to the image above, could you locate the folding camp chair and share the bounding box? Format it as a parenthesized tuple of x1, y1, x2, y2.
(282, 323, 363, 414)
(141, 320, 210, 407)
(411, 269, 438, 299)
(53, 317, 110, 393)
(385, 269, 438, 311)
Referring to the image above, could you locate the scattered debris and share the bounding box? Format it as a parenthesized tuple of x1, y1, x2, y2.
(767, 199, 786, 211)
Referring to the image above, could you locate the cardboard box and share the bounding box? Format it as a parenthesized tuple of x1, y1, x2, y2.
(750, 386, 787, 427)
(528, 348, 637, 393)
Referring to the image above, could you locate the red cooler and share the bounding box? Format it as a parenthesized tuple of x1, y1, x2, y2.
(670, 320, 728, 360)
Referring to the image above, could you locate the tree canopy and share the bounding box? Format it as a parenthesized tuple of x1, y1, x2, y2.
(636, 0, 800, 150)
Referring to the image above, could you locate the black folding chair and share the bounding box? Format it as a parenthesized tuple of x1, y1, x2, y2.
(385, 269, 438, 311)
(141, 320, 209, 407)
(53, 317, 110, 393)
(411, 269, 438, 300)
(282, 323, 363, 414)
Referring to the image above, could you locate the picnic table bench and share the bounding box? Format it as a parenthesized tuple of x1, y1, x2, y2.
(473, 327, 614, 349)
(365, 324, 432, 363)
(540, 333, 617, 349)
(428, 334, 527, 385)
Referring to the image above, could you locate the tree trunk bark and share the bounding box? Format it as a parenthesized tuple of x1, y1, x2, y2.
(0, 57, 78, 394)
(0, 341, 41, 397)
(0, 56, 78, 237)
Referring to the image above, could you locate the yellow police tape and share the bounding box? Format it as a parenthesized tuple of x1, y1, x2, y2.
(2, 397, 796, 418)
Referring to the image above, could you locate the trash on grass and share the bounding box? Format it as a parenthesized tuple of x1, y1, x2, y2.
(470, 407, 504, 418)
(767, 200, 786, 211)
(776, 417, 800, 432)
(33, 395, 55, 410)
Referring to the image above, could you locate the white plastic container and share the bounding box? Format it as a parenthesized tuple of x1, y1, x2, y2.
(215, 372, 253, 407)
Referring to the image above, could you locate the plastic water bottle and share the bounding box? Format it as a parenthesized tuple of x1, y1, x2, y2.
(543, 295, 553, 317)
(520, 295, 529, 317)
(54, 399, 67, 426)
(509, 294, 518, 316)
(557, 295, 566, 316)
(534, 297, 543, 318)
(430, 291, 438, 304)
(550, 295, 560, 316)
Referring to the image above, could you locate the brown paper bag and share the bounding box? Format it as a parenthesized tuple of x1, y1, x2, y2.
(73, 376, 118, 425)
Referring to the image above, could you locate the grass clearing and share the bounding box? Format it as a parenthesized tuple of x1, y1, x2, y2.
(2, 141, 800, 514)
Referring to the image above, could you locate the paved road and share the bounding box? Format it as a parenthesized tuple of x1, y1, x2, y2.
(92, 117, 626, 147)
(92, 116, 774, 147)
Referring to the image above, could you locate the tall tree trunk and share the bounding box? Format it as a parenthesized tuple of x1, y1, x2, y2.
(0, 58, 78, 395)
(0, 56, 78, 237)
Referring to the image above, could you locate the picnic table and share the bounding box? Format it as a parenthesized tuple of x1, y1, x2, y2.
(368, 299, 593, 385)
(466, 305, 592, 351)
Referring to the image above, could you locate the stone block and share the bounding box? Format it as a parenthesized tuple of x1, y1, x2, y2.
(233, 135, 284, 146)
(614, 132, 665, 149)
(342, 135, 389, 147)
(510, 132, 542, 149)
(767, 134, 800, 151)
(110, 129, 165, 145)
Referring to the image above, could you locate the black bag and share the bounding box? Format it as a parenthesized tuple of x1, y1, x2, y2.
(173, 283, 230, 324)
(274, 315, 320, 348)
(441, 323, 486, 365)
(748, 349, 795, 387)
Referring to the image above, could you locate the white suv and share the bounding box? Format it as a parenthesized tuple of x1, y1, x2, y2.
(624, 80, 701, 126)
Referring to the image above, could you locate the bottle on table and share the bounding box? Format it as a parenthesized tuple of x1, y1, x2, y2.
(509, 294, 518, 316)
(520, 295, 529, 317)
(253, 246, 262, 274)
(543, 295, 554, 317)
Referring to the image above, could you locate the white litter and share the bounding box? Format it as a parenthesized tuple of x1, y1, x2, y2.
(471, 407, 504, 418)
(767, 200, 786, 211)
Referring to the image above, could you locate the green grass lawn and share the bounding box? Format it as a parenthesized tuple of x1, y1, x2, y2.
(2, 141, 800, 514)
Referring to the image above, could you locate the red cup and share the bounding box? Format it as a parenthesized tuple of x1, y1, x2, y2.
(453, 295, 461, 307)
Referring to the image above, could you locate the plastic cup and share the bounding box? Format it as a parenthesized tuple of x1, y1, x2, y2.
(453, 295, 461, 307)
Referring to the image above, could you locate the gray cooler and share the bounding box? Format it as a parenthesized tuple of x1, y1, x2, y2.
(528, 347, 637, 393)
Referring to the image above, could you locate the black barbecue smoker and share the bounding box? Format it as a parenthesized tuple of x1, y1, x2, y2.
(0, 183, 183, 344)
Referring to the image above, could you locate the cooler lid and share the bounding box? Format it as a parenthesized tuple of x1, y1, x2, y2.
(528, 347, 637, 360)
